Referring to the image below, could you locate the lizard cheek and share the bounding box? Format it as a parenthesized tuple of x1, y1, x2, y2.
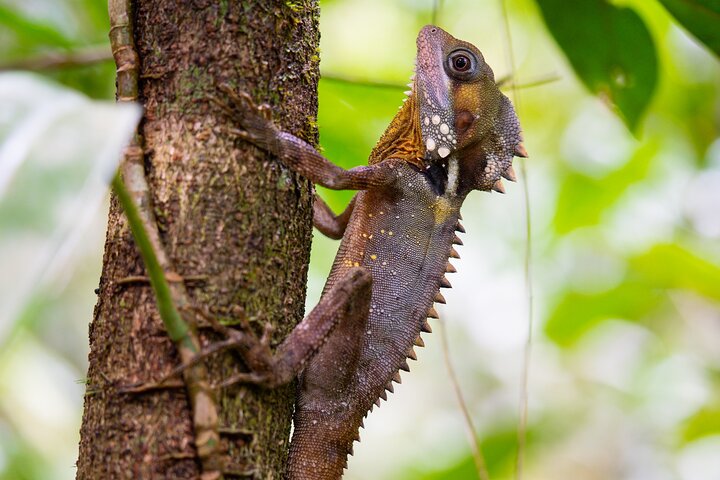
(420, 110, 456, 160)
(455, 111, 474, 134)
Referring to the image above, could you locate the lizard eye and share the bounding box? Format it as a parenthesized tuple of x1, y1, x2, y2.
(452, 55, 470, 71)
(445, 49, 478, 81)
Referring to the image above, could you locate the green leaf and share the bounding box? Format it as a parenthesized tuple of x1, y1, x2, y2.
(682, 406, 720, 443)
(535, 0, 658, 131)
(554, 141, 658, 233)
(630, 243, 720, 301)
(546, 243, 720, 345)
(0, 5, 73, 54)
(545, 282, 662, 346)
(658, 0, 720, 57)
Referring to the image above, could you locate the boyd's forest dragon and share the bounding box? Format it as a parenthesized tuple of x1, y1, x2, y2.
(213, 25, 526, 480)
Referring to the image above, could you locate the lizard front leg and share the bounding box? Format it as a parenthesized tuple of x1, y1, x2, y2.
(313, 194, 356, 240)
(213, 85, 401, 191)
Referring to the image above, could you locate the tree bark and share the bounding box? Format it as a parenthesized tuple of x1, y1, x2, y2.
(78, 1, 319, 478)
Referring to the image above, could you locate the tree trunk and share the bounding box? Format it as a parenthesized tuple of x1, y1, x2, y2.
(77, 1, 319, 478)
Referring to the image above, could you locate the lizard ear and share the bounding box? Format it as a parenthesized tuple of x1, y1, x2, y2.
(460, 95, 524, 193)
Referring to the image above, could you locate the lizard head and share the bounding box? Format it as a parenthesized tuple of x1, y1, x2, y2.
(369, 26, 525, 193)
(415, 25, 525, 193)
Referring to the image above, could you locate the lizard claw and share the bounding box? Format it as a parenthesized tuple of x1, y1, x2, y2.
(260, 322, 275, 347)
(225, 126, 259, 143)
(257, 103, 273, 121)
(218, 84, 259, 113)
(207, 94, 236, 118)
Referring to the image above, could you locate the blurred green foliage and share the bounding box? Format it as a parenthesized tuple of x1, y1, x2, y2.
(682, 406, 720, 443)
(1, 0, 719, 479)
(536, 0, 659, 131)
(553, 141, 659, 233)
(0, 0, 115, 98)
(658, 0, 720, 56)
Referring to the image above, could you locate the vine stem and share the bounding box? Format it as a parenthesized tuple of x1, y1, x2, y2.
(440, 320, 490, 480)
(108, 0, 222, 477)
(498, 1, 535, 479)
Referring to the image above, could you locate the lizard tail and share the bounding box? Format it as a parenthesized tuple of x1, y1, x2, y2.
(286, 409, 360, 480)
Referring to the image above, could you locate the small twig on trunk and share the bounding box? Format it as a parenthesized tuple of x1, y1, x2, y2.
(108, 0, 223, 477)
(115, 274, 208, 286)
(116, 376, 186, 394)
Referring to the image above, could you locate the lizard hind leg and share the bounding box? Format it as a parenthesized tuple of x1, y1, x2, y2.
(272, 266, 372, 388)
(218, 267, 372, 391)
(286, 267, 374, 480)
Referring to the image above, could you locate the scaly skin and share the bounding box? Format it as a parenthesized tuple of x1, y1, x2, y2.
(288, 168, 464, 478)
(216, 25, 525, 480)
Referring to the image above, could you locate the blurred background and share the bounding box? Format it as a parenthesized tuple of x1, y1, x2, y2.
(0, 0, 719, 479)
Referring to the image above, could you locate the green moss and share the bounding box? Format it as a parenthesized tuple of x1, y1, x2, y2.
(217, 0, 228, 26)
(284, 1, 302, 13)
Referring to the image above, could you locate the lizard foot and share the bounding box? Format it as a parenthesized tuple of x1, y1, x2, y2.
(116, 306, 271, 395)
(209, 84, 278, 150)
(113, 333, 245, 395)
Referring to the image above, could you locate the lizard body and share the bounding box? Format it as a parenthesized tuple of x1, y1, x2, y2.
(216, 25, 524, 480)
(289, 176, 463, 477)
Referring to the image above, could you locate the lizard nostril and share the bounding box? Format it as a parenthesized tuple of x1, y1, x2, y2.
(431, 28, 437, 33)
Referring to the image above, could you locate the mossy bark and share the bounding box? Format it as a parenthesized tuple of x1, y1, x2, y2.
(77, 1, 319, 478)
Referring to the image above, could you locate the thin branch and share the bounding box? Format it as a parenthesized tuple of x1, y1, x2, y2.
(108, 0, 223, 477)
(516, 154, 534, 479)
(439, 320, 490, 480)
(0, 45, 113, 72)
(320, 73, 407, 90)
(321, 71, 559, 92)
(497, 73, 561, 90)
(119, 377, 186, 394)
(0, 41, 557, 93)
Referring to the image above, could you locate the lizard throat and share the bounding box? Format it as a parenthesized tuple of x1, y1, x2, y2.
(417, 155, 460, 197)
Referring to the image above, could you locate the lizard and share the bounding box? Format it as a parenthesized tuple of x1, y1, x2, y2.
(212, 24, 525, 480)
